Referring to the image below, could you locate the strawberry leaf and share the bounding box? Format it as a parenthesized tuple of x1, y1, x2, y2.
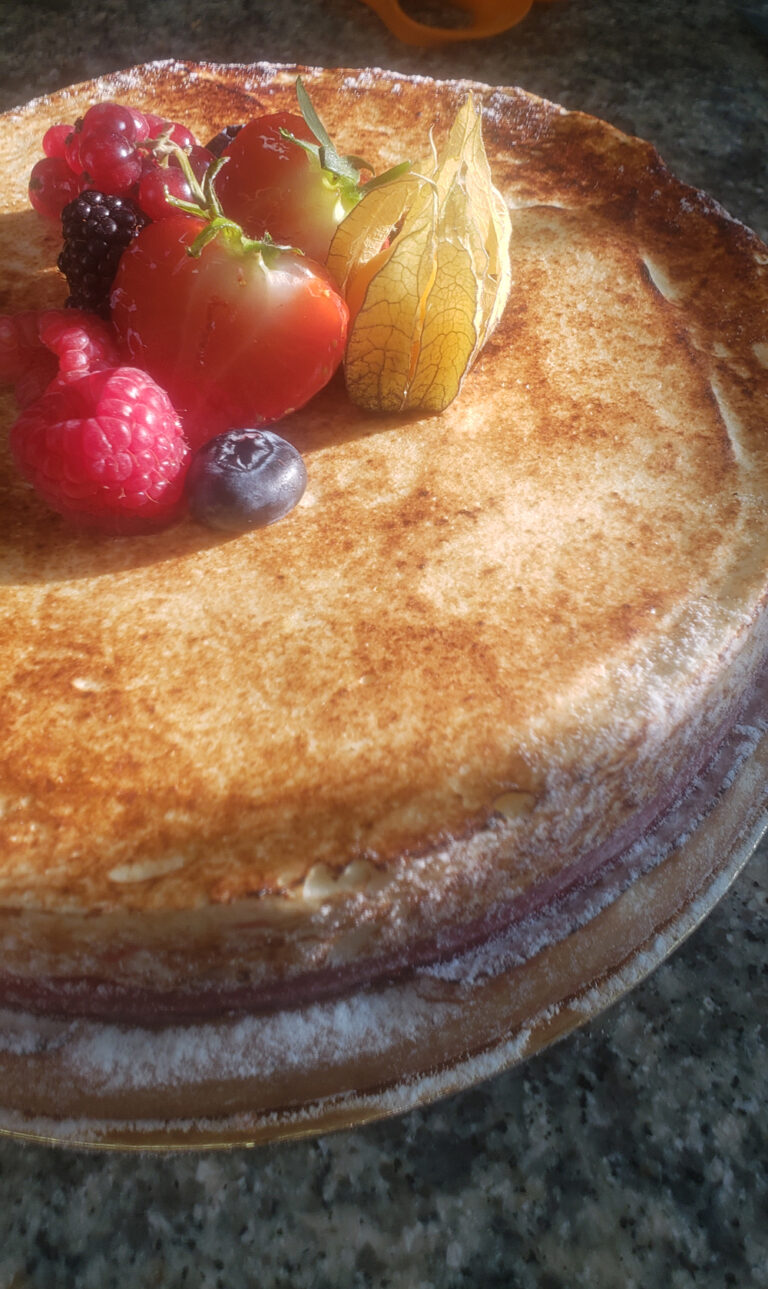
(290, 77, 410, 196)
(295, 76, 332, 149)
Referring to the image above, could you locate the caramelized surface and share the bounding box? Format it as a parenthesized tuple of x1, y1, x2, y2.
(0, 62, 767, 933)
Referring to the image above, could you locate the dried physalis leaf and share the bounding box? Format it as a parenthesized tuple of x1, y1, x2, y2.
(326, 95, 512, 413)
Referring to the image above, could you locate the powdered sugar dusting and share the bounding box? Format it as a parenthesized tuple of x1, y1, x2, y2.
(421, 680, 767, 989)
(0, 1015, 549, 1150)
(0, 695, 764, 1148)
(0, 973, 478, 1095)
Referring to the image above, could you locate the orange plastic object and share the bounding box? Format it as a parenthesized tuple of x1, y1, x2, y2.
(359, 0, 556, 46)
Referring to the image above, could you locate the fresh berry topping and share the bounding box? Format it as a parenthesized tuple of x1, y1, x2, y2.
(70, 102, 149, 196)
(110, 207, 349, 449)
(205, 124, 244, 157)
(163, 121, 197, 151)
(136, 162, 192, 222)
(28, 156, 82, 220)
(79, 128, 144, 195)
(215, 80, 407, 262)
(142, 115, 198, 151)
(0, 309, 119, 407)
(36, 309, 121, 380)
(0, 312, 58, 406)
(186, 428, 307, 531)
(136, 145, 214, 222)
(55, 102, 203, 204)
(79, 101, 148, 145)
(143, 112, 171, 137)
(215, 110, 336, 260)
(64, 127, 83, 175)
(42, 123, 74, 161)
(58, 189, 149, 317)
(10, 366, 189, 534)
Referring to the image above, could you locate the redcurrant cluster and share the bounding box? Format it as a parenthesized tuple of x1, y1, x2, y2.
(28, 100, 213, 221)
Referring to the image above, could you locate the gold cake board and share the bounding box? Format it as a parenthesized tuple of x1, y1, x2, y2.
(0, 717, 765, 1152)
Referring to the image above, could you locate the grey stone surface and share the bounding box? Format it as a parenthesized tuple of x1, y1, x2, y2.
(1, 841, 766, 1289)
(1, 0, 767, 237)
(0, 1, 766, 1285)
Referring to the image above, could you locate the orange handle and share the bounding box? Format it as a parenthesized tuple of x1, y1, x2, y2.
(359, 0, 552, 46)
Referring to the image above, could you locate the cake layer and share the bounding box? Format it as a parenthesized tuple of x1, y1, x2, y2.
(1, 62, 767, 1017)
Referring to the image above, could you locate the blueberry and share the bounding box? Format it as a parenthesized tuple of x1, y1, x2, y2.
(186, 428, 307, 532)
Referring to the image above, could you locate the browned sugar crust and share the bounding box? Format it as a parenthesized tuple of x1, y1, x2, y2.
(0, 62, 767, 1019)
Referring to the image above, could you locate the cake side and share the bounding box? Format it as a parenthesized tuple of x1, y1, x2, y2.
(0, 63, 767, 1017)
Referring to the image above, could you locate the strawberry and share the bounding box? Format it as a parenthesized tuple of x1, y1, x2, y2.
(214, 78, 410, 264)
(109, 168, 349, 450)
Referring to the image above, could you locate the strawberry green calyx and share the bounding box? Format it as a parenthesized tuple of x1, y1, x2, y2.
(166, 150, 300, 264)
(188, 217, 298, 265)
(281, 77, 412, 215)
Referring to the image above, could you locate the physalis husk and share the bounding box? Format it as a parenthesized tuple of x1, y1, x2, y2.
(326, 95, 512, 413)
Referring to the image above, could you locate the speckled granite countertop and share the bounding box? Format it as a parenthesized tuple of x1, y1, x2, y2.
(1, 1, 767, 1286)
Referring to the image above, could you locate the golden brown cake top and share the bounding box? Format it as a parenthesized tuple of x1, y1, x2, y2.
(1, 61, 767, 917)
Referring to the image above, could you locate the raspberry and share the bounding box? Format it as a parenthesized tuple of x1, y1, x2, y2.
(0, 312, 58, 406)
(58, 189, 149, 317)
(38, 309, 121, 380)
(0, 309, 120, 407)
(9, 367, 190, 535)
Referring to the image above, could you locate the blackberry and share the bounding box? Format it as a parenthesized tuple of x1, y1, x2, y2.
(204, 124, 244, 158)
(57, 189, 149, 319)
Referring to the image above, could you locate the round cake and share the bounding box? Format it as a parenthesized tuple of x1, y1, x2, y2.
(1, 60, 767, 1039)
